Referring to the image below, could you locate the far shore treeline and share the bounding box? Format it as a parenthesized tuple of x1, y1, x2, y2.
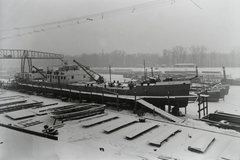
(57, 45, 240, 68)
(3, 45, 239, 69)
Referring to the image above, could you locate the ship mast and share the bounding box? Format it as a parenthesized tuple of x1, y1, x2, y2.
(109, 65, 112, 83)
(144, 60, 146, 81)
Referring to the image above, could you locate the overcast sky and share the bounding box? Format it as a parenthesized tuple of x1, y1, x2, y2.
(0, 0, 240, 55)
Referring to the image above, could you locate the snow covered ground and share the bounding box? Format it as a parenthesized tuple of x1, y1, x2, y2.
(1, 86, 240, 160)
(186, 86, 240, 119)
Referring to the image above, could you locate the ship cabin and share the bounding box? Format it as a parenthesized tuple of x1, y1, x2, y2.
(46, 64, 93, 84)
(23, 72, 45, 81)
(173, 63, 196, 68)
(164, 63, 197, 77)
(201, 71, 222, 77)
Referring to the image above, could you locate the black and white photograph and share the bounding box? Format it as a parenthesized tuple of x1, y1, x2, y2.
(1, 0, 240, 159)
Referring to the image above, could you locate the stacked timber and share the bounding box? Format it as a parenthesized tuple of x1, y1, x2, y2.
(0, 99, 27, 107)
(218, 139, 240, 160)
(0, 101, 43, 114)
(188, 134, 215, 153)
(148, 127, 181, 147)
(48, 103, 105, 121)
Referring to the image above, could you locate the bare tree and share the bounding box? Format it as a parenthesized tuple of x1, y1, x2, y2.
(188, 45, 208, 66)
(172, 46, 187, 63)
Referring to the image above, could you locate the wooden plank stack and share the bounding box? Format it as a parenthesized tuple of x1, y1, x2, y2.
(82, 114, 118, 127)
(104, 119, 137, 133)
(0, 99, 27, 107)
(0, 101, 43, 114)
(148, 127, 181, 147)
(5, 110, 36, 120)
(188, 134, 215, 153)
(126, 123, 158, 139)
(218, 139, 240, 160)
(49, 103, 106, 122)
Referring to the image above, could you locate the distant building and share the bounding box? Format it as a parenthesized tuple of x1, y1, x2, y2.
(173, 63, 196, 68)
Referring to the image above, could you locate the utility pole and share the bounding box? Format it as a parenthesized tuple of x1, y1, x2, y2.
(151, 67, 153, 77)
(144, 60, 146, 81)
(109, 65, 112, 83)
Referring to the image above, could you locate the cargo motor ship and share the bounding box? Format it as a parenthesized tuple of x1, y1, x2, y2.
(14, 60, 192, 109)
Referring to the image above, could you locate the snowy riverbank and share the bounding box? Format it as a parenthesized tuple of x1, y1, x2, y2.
(1, 86, 240, 160)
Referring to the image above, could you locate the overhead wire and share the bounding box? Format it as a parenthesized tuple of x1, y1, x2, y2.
(190, 0, 202, 9)
(0, 0, 191, 41)
(0, 0, 172, 32)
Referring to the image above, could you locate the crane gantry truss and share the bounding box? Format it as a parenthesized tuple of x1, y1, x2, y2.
(0, 49, 64, 73)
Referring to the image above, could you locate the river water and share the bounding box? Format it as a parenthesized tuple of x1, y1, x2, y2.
(130, 67, 240, 78)
(101, 67, 240, 82)
(1, 67, 240, 83)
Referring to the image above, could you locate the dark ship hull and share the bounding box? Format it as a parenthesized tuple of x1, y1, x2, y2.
(16, 80, 191, 108)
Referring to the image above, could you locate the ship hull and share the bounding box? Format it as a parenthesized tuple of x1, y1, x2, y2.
(16, 80, 191, 108)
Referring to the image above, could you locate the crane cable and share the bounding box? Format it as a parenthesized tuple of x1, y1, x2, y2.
(0, 0, 194, 41)
(0, 0, 174, 32)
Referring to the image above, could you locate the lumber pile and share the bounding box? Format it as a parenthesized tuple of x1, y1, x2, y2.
(149, 127, 181, 147)
(218, 139, 240, 160)
(48, 103, 105, 122)
(82, 114, 118, 127)
(0, 102, 43, 114)
(126, 123, 158, 140)
(0, 99, 27, 107)
(104, 119, 137, 133)
(188, 134, 215, 153)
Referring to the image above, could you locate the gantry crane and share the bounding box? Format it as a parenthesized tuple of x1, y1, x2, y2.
(0, 49, 64, 77)
(73, 59, 104, 84)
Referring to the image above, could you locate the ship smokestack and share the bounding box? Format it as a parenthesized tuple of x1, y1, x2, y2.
(195, 66, 198, 77)
(223, 66, 226, 80)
